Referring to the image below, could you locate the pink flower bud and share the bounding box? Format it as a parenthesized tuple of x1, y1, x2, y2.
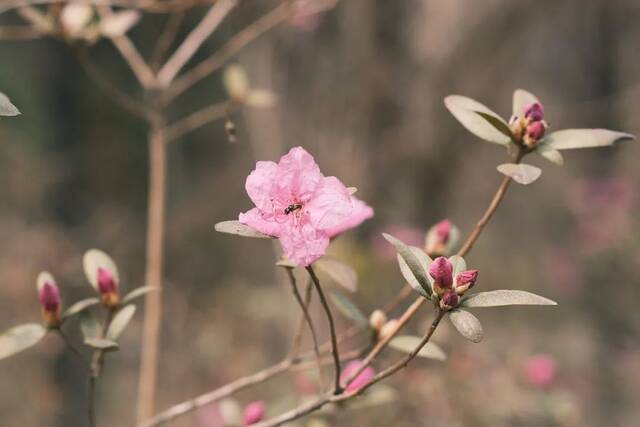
(526, 121, 546, 141)
(440, 291, 459, 309)
(37, 272, 62, 327)
(524, 354, 557, 388)
(429, 257, 453, 294)
(455, 270, 478, 294)
(369, 310, 387, 332)
(242, 401, 266, 426)
(340, 359, 376, 393)
(523, 102, 544, 122)
(97, 267, 117, 294)
(434, 219, 451, 244)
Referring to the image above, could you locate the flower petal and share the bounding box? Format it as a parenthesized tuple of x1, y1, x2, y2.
(245, 161, 278, 212)
(238, 208, 283, 237)
(279, 222, 329, 266)
(275, 147, 323, 203)
(307, 176, 353, 230)
(326, 197, 374, 237)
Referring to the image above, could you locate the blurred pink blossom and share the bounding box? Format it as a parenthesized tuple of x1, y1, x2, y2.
(542, 248, 582, 294)
(524, 354, 557, 388)
(340, 359, 375, 393)
(243, 401, 266, 426)
(373, 225, 423, 259)
(239, 147, 373, 266)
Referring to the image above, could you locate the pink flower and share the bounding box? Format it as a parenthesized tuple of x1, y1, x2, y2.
(523, 102, 544, 121)
(524, 354, 557, 388)
(242, 401, 266, 426)
(425, 219, 457, 257)
(439, 291, 459, 309)
(340, 359, 375, 393)
(429, 256, 453, 294)
(526, 121, 546, 140)
(434, 219, 452, 243)
(239, 147, 373, 266)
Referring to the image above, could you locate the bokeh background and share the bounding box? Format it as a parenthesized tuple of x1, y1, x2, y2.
(1, 1, 639, 426)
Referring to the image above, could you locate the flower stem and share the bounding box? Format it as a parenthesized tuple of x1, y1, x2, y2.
(306, 265, 342, 394)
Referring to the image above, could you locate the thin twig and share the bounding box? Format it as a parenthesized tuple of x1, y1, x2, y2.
(156, 0, 237, 88)
(136, 118, 168, 423)
(88, 309, 116, 427)
(150, 12, 185, 72)
(306, 265, 342, 394)
(163, 2, 291, 103)
(0, 25, 42, 39)
(163, 100, 229, 142)
(285, 268, 325, 389)
(288, 278, 313, 358)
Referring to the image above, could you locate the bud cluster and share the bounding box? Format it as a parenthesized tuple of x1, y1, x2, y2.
(428, 256, 479, 310)
(509, 102, 549, 149)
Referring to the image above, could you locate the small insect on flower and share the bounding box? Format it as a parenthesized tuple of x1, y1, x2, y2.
(284, 203, 303, 215)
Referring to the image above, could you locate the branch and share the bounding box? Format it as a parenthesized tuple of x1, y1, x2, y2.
(0, 25, 42, 40)
(155, 0, 237, 88)
(162, 100, 230, 142)
(150, 12, 185, 72)
(306, 265, 342, 394)
(88, 309, 116, 427)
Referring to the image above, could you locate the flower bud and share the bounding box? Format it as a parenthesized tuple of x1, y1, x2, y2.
(455, 269, 479, 295)
(439, 291, 459, 310)
(429, 257, 453, 295)
(37, 272, 61, 327)
(369, 309, 387, 333)
(97, 267, 119, 308)
(340, 359, 375, 393)
(425, 219, 452, 257)
(242, 401, 266, 426)
(523, 121, 547, 148)
(523, 102, 544, 122)
(378, 318, 398, 341)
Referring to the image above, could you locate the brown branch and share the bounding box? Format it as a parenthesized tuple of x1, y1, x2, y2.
(136, 118, 168, 423)
(285, 268, 325, 389)
(162, 100, 229, 142)
(288, 278, 313, 357)
(88, 309, 116, 427)
(150, 12, 185, 72)
(162, 2, 291, 103)
(306, 265, 342, 394)
(0, 25, 42, 39)
(155, 0, 237, 88)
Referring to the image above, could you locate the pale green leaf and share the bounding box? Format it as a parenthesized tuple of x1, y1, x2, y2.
(512, 89, 539, 117)
(315, 257, 358, 293)
(444, 95, 511, 145)
(214, 220, 274, 239)
(62, 297, 100, 320)
(84, 338, 119, 351)
(384, 233, 432, 297)
(106, 305, 136, 341)
(545, 129, 635, 150)
(536, 143, 564, 166)
(122, 286, 159, 304)
(497, 163, 542, 185)
(80, 311, 101, 340)
(329, 290, 367, 327)
(0, 323, 46, 360)
(0, 92, 20, 116)
(449, 309, 483, 343)
(389, 335, 446, 361)
(461, 290, 557, 308)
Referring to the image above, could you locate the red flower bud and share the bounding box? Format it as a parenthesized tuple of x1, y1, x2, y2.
(455, 269, 478, 295)
(523, 102, 544, 122)
(242, 401, 266, 426)
(37, 272, 61, 327)
(97, 267, 117, 294)
(440, 291, 459, 309)
(429, 256, 453, 294)
(526, 121, 546, 140)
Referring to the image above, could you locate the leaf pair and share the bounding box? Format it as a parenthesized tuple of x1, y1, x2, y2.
(81, 305, 137, 351)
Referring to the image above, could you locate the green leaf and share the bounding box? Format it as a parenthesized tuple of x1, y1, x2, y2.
(449, 255, 467, 277)
(389, 335, 446, 361)
(475, 111, 515, 141)
(84, 338, 119, 351)
(444, 95, 511, 145)
(106, 305, 136, 341)
(122, 286, 159, 304)
(461, 290, 557, 308)
(536, 143, 564, 166)
(315, 257, 358, 293)
(545, 129, 635, 150)
(497, 163, 542, 185)
(0, 92, 20, 116)
(214, 220, 275, 239)
(448, 309, 483, 343)
(62, 298, 100, 320)
(329, 290, 367, 327)
(512, 89, 539, 117)
(384, 233, 432, 298)
(0, 323, 47, 360)
(80, 311, 101, 340)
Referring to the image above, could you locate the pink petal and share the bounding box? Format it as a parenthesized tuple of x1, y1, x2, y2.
(275, 147, 323, 203)
(245, 160, 278, 212)
(279, 221, 329, 266)
(238, 208, 283, 237)
(306, 176, 353, 230)
(326, 197, 374, 237)
(340, 359, 375, 393)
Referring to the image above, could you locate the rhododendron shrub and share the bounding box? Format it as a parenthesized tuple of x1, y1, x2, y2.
(0, 86, 635, 427)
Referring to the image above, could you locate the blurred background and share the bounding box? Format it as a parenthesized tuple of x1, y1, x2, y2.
(0, 0, 639, 426)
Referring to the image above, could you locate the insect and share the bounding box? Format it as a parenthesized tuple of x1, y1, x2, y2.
(284, 203, 303, 215)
